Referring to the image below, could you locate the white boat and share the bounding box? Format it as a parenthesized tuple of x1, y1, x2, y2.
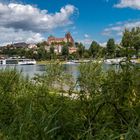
(66, 61, 76, 64)
(0, 59, 36, 65)
(104, 58, 136, 65)
(18, 59, 36, 65)
(72, 60, 90, 63)
(104, 58, 124, 65)
(130, 59, 137, 64)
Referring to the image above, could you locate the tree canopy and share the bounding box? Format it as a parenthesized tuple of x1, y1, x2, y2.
(89, 41, 101, 58)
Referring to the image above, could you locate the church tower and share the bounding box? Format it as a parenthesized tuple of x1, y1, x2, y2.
(65, 32, 75, 46)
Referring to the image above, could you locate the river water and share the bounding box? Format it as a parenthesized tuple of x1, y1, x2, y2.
(0, 64, 79, 78)
(0, 63, 139, 78)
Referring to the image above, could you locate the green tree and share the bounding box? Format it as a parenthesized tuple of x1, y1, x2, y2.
(37, 41, 48, 47)
(62, 45, 69, 60)
(37, 46, 47, 60)
(121, 28, 133, 57)
(50, 46, 55, 59)
(121, 29, 132, 48)
(50, 46, 54, 54)
(121, 27, 140, 58)
(25, 49, 34, 59)
(89, 41, 100, 58)
(106, 38, 115, 58)
(132, 35, 140, 58)
(83, 49, 90, 58)
(115, 44, 124, 57)
(76, 43, 85, 59)
(131, 27, 140, 58)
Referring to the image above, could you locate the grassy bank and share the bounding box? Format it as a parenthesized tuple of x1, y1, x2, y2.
(37, 60, 67, 65)
(136, 58, 140, 63)
(37, 58, 140, 65)
(0, 62, 140, 139)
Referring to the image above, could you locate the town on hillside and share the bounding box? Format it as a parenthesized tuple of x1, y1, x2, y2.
(0, 28, 140, 63)
(0, 32, 78, 60)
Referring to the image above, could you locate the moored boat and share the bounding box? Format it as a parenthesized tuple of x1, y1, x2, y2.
(0, 58, 36, 65)
(66, 61, 76, 64)
(104, 58, 136, 65)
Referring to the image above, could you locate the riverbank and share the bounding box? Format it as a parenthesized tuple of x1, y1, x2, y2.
(136, 58, 140, 63)
(37, 58, 140, 65)
(37, 60, 67, 65)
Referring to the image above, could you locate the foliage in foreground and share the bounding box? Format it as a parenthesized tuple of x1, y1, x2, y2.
(0, 62, 140, 140)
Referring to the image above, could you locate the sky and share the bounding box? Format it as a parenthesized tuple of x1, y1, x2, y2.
(0, 0, 140, 47)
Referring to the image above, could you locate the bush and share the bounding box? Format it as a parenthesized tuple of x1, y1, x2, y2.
(0, 61, 139, 139)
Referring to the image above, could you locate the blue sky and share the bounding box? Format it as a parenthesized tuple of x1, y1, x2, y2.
(0, 0, 140, 47)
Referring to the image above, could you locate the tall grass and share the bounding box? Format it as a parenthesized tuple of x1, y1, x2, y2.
(0, 62, 139, 140)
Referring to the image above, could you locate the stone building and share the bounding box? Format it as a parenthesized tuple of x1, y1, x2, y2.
(47, 32, 76, 54)
(47, 32, 75, 46)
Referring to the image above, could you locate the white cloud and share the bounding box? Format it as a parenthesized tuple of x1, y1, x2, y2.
(0, 2, 77, 45)
(0, 27, 44, 45)
(78, 39, 107, 48)
(84, 34, 90, 38)
(99, 42, 107, 47)
(103, 20, 140, 37)
(0, 3, 77, 32)
(114, 0, 140, 10)
(26, 33, 45, 43)
(77, 38, 92, 48)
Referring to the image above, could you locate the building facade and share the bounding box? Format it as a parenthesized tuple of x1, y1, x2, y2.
(47, 32, 76, 54)
(47, 32, 74, 46)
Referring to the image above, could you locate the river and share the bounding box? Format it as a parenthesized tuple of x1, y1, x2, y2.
(0, 64, 79, 78)
(0, 63, 139, 78)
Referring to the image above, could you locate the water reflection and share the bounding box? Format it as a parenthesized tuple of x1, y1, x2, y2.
(0, 64, 79, 78)
(63, 64, 79, 79)
(0, 64, 46, 78)
(0, 63, 139, 78)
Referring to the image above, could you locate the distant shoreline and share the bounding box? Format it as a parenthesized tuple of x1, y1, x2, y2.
(36, 60, 67, 65)
(37, 58, 140, 65)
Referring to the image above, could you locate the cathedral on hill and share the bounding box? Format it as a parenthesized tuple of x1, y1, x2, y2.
(47, 32, 75, 46)
(47, 32, 76, 54)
